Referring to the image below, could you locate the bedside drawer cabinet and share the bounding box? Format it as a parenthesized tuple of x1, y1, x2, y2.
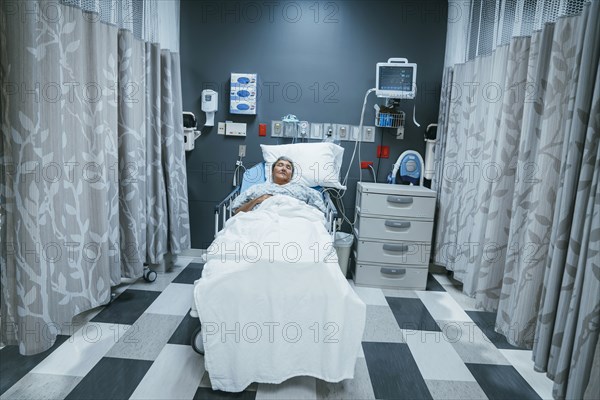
(352, 182, 436, 290)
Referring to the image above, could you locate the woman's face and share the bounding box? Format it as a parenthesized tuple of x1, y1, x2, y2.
(273, 160, 293, 184)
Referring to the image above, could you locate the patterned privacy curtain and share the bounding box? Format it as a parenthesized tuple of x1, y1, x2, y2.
(0, 0, 190, 355)
(433, 2, 599, 399)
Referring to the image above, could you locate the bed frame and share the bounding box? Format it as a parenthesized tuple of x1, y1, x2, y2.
(214, 185, 338, 238)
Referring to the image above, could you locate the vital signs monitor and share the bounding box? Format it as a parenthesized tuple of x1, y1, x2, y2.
(376, 58, 417, 99)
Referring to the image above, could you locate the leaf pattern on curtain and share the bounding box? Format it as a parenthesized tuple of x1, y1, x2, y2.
(433, 2, 600, 398)
(432, 67, 453, 195)
(0, 4, 118, 354)
(468, 38, 531, 310)
(460, 44, 510, 298)
(1, 1, 190, 355)
(161, 51, 190, 255)
(117, 29, 146, 278)
(498, 13, 585, 348)
(434, 62, 471, 271)
(145, 42, 168, 264)
(531, 3, 600, 399)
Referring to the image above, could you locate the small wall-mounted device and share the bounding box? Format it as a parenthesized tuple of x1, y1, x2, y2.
(226, 121, 247, 136)
(183, 112, 201, 151)
(201, 89, 218, 126)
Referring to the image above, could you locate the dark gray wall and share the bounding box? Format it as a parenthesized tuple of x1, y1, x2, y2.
(181, 0, 447, 248)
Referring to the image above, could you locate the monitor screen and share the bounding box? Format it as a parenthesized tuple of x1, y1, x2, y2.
(375, 61, 417, 99)
(378, 66, 414, 92)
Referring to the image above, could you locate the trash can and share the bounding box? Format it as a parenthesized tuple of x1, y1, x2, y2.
(334, 232, 354, 277)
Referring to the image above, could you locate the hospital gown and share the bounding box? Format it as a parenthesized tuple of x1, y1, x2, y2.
(231, 182, 327, 214)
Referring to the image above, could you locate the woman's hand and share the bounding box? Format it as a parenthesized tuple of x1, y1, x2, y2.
(254, 194, 272, 205)
(234, 194, 273, 215)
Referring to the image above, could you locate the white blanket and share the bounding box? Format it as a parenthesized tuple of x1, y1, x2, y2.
(194, 195, 366, 392)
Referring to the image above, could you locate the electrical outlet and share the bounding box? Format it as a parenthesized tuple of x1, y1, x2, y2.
(238, 145, 246, 157)
(271, 121, 283, 137)
(377, 145, 390, 158)
(218, 122, 225, 135)
(396, 126, 404, 140)
(360, 161, 374, 169)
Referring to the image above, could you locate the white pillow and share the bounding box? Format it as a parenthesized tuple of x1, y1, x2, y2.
(261, 143, 346, 189)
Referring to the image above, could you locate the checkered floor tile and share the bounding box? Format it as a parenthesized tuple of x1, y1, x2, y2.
(0, 257, 554, 399)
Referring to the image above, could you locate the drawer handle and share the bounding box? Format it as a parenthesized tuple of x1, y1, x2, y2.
(387, 196, 413, 205)
(382, 244, 409, 253)
(381, 267, 406, 276)
(385, 220, 411, 229)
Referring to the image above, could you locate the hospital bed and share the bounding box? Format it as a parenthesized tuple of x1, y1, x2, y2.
(192, 156, 366, 393)
(213, 162, 339, 237)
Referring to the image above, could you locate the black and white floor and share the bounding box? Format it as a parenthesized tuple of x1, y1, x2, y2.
(0, 255, 553, 400)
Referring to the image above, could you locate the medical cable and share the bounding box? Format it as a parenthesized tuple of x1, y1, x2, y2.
(232, 157, 246, 187)
(412, 103, 420, 127)
(375, 126, 384, 181)
(368, 164, 377, 183)
(324, 188, 353, 230)
(341, 88, 376, 190)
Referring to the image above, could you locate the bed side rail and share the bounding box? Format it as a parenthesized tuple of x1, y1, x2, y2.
(323, 191, 338, 237)
(214, 186, 241, 237)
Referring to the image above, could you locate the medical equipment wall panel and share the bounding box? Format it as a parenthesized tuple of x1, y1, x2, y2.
(352, 182, 436, 290)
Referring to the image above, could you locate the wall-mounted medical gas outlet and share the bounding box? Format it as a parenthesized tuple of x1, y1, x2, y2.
(238, 145, 246, 157)
(270, 120, 375, 142)
(335, 124, 350, 140)
(226, 122, 247, 136)
(299, 121, 310, 138)
(271, 121, 283, 137)
(362, 126, 376, 143)
(323, 123, 335, 141)
(217, 122, 226, 135)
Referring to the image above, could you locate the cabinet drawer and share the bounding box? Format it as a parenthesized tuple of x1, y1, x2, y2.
(355, 239, 431, 266)
(359, 192, 435, 219)
(356, 216, 433, 242)
(353, 260, 427, 290)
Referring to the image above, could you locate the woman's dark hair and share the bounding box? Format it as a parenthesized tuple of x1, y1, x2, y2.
(272, 156, 294, 176)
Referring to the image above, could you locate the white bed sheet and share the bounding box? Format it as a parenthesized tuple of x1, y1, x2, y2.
(194, 195, 366, 392)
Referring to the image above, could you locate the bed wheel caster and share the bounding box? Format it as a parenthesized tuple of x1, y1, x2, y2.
(143, 268, 157, 282)
(191, 326, 204, 355)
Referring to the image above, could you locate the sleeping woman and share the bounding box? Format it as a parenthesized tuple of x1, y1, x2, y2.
(231, 156, 327, 215)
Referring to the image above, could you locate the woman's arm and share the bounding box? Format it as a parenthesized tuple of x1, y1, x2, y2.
(304, 187, 327, 214)
(233, 194, 272, 215)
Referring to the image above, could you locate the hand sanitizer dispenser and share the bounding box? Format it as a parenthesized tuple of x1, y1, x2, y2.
(202, 89, 218, 126)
